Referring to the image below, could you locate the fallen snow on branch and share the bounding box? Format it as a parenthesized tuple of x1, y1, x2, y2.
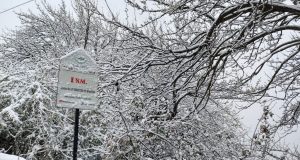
(0, 153, 25, 160)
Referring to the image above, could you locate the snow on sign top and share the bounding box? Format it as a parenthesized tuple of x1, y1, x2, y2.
(57, 49, 98, 110)
(60, 48, 97, 73)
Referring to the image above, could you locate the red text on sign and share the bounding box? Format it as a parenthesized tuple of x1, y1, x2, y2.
(71, 77, 87, 84)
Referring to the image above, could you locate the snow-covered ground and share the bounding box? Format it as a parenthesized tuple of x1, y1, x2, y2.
(0, 153, 25, 160)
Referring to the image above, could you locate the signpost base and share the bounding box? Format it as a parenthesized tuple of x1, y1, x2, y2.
(73, 109, 80, 160)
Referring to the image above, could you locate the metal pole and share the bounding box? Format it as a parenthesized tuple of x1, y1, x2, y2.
(73, 108, 80, 160)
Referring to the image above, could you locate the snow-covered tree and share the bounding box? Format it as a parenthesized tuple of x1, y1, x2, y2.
(3, 0, 300, 159)
(0, 1, 108, 159)
(93, 0, 300, 159)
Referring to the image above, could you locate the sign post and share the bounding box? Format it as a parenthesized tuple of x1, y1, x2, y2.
(73, 109, 80, 160)
(57, 49, 97, 160)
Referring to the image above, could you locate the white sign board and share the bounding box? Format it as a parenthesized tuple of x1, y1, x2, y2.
(57, 49, 97, 110)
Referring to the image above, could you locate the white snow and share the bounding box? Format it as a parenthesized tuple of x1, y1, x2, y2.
(0, 153, 26, 160)
(60, 48, 97, 73)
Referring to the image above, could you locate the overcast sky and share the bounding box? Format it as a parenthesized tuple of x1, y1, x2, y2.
(0, 0, 127, 33)
(0, 0, 61, 32)
(0, 0, 299, 147)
